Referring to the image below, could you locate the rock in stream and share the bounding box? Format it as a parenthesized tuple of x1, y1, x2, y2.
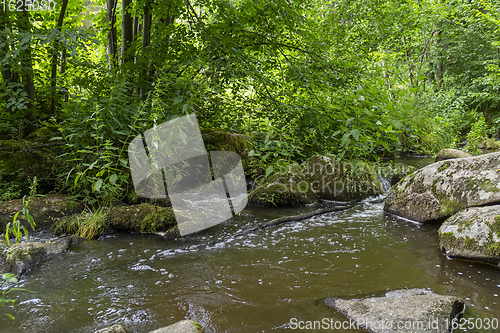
(384, 151, 500, 223)
(438, 205, 500, 264)
(325, 288, 464, 333)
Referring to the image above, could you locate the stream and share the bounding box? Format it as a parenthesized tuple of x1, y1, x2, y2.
(1, 157, 500, 333)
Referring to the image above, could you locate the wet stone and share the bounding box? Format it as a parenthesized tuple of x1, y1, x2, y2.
(324, 288, 464, 333)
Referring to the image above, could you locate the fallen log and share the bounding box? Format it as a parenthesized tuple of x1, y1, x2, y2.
(221, 204, 353, 240)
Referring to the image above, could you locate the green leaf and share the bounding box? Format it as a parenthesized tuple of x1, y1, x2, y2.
(94, 179, 103, 192)
(109, 174, 118, 184)
(342, 132, 351, 144)
(173, 96, 183, 105)
(352, 129, 360, 141)
(265, 165, 273, 177)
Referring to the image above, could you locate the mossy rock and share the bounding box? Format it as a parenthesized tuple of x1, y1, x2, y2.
(436, 148, 472, 161)
(123, 187, 172, 207)
(0, 194, 84, 233)
(384, 151, 500, 223)
(248, 171, 317, 207)
(52, 204, 179, 239)
(201, 129, 253, 158)
(479, 138, 500, 151)
(302, 156, 384, 201)
(24, 126, 60, 145)
(438, 205, 500, 264)
(1, 236, 85, 275)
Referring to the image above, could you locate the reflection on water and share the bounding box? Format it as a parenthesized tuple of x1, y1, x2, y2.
(2, 195, 500, 332)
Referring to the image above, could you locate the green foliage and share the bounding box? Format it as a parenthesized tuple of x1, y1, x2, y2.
(4, 177, 38, 246)
(2, 0, 500, 197)
(466, 113, 489, 155)
(1, 273, 34, 321)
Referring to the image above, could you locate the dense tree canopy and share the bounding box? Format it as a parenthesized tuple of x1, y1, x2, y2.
(1, 0, 500, 204)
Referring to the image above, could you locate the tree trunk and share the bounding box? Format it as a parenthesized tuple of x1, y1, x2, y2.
(0, 12, 13, 105)
(122, 0, 133, 66)
(140, 2, 152, 95)
(107, 0, 118, 70)
(16, 8, 37, 137)
(133, 15, 140, 41)
(50, 0, 69, 116)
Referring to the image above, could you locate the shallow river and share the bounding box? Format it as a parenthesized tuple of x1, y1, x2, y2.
(2, 158, 500, 333)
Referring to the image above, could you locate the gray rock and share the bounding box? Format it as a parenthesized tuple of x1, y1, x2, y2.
(324, 288, 464, 333)
(436, 149, 472, 161)
(384, 151, 500, 223)
(95, 324, 129, 333)
(149, 320, 205, 333)
(438, 205, 500, 264)
(1, 236, 85, 275)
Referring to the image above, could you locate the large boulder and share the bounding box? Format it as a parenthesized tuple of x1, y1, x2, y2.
(302, 156, 384, 201)
(1, 236, 85, 275)
(384, 151, 500, 223)
(0, 194, 84, 233)
(248, 171, 318, 207)
(324, 288, 464, 333)
(436, 148, 472, 161)
(438, 205, 500, 264)
(149, 320, 205, 333)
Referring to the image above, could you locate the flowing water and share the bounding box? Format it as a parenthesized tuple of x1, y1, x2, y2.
(2, 157, 500, 333)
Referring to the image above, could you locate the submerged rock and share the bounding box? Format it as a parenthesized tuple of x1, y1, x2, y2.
(384, 151, 500, 223)
(436, 149, 472, 161)
(303, 156, 384, 201)
(324, 288, 464, 333)
(94, 324, 130, 333)
(438, 205, 500, 264)
(149, 320, 205, 333)
(0, 194, 84, 233)
(1, 236, 85, 275)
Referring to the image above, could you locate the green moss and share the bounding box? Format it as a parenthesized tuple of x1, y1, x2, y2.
(464, 236, 478, 250)
(139, 208, 176, 233)
(193, 322, 205, 332)
(202, 130, 253, 157)
(490, 215, 500, 238)
(437, 161, 451, 172)
(438, 198, 461, 216)
(466, 178, 500, 193)
(488, 242, 500, 256)
(458, 218, 474, 232)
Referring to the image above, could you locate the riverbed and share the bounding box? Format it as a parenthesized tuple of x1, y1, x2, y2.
(1, 158, 499, 333)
